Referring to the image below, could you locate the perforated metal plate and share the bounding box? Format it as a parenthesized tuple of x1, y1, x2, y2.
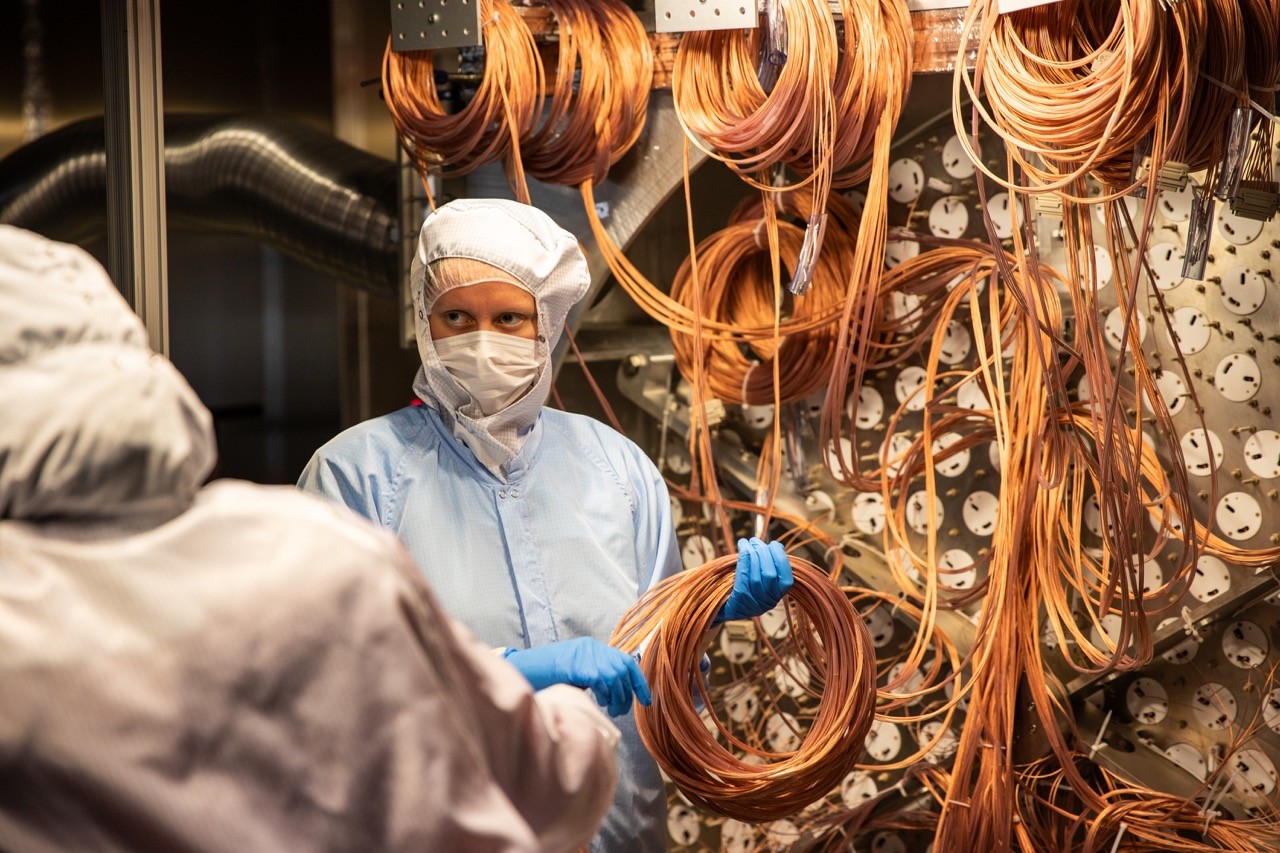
(389, 0, 481, 51)
(654, 0, 757, 35)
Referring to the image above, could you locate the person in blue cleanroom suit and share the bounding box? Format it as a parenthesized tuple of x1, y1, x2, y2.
(298, 198, 794, 852)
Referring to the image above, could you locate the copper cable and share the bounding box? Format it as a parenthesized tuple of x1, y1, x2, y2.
(520, 0, 653, 187)
(382, 0, 543, 201)
(611, 555, 878, 823)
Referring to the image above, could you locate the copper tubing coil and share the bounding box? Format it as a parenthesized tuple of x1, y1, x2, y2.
(671, 0, 839, 191)
(667, 191, 861, 406)
(610, 555, 878, 823)
(953, 0, 1201, 196)
(795, 0, 913, 189)
(383, 0, 653, 200)
(518, 0, 652, 187)
(382, 0, 543, 195)
(1241, 0, 1280, 104)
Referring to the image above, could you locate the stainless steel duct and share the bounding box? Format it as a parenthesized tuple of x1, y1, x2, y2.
(0, 114, 400, 298)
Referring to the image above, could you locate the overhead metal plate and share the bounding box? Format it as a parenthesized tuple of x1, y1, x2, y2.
(389, 0, 481, 51)
(654, 0, 757, 35)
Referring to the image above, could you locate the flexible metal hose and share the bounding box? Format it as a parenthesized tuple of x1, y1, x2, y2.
(0, 114, 400, 298)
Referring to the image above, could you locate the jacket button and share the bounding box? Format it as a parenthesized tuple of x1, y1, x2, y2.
(498, 490, 507, 499)
(510, 488, 521, 498)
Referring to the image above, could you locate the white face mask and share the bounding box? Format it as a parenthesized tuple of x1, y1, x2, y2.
(433, 330, 542, 417)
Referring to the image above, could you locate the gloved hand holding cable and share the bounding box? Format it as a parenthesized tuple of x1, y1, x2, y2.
(504, 638, 651, 718)
(504, 539, 790, 719)
(715, 537, 795, 623)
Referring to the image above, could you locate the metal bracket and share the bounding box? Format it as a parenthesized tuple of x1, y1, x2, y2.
(390, 0, 482, 51)
(654, 0, 757, 35)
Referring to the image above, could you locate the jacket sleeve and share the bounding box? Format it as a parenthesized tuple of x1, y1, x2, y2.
(297, 443, 384, 527)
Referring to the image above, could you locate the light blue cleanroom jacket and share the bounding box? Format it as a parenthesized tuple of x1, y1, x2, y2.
(299, 402, 681, 853)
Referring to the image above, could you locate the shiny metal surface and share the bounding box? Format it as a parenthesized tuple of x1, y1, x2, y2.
(0, 114, 400, 298)
(100, 0, 168, 354)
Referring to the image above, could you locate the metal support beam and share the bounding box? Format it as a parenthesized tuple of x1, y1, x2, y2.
(101, 0, 168, 355)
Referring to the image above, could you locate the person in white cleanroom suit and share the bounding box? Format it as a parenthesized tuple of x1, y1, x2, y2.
(0, 224, 621, 853)
(299, 198, 795, 852)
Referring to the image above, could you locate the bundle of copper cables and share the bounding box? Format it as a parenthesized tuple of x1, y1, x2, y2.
(667, 191, 860, 406)
(671, 0, 837, 193)
(518, 0, 652, 188)
(382, 0, 653, 201)
(382, 0, 543, 197)
(954, 0, 1201, 195)
(610, 555, 878, 822)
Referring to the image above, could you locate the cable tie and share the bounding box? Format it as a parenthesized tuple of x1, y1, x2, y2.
(1180, 605, 1204, 643)
(1199, 70, 1280, 128)
(752, 219, 769, 250)
(1088, 709, 1112, 759)
(741, 359, 762, 402)
(1108, 822, 1127, 853)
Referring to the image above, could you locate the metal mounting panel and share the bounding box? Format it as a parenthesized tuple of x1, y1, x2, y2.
(389, 0, 481, 51)
(654, 0, 757, 35)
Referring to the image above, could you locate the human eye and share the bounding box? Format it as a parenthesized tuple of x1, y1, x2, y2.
(442, 310, 471, 327)
(497, 312, 529, 328)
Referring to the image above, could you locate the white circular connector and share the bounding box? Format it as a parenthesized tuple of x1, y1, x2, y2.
(681, 535, 715, 570)
(1222, 620, 1268, 669)
(963, 491, 999, 537)
(1230, 749, 1279, 798)
(864, 719, 902, 762)
(1217, 207, 1266, 246)
(938, 548, 977, 590)
(1152, 369, 1189, 415)
(1165, 743, 1208, 781)
(1189, 555, 1232, 603)
(1180, 428, 1224, 476)
(1157, 179, 1197, 223)
(1213, 353, 1262, 402)
(895, 366, 930, 412)
(1245, 430, 1280, 479)
(852, 492, 887, 535)
(1219, 265, 1267, 315)
(841, 771, 878, 808)
(765, 711, 802, 753)
(1146, 241, 1186, 291)
(942, 135, 977, 180)
(985, 192, 1021, 240)
(1163, 306, 1210, 354)
(1216, 492, 1263, 541)
(929, 196, 970, 239)
(850, 385, 885, 429)
(938, 321, 973, 366)
(1104, 306, 1148, 349)
(864, 605, 896, 649)
(906, 490, 945, 535)
(666, 805, 701, 846)
(888, 158, 924, 204)
(1192, 682, 1238, 731)
(932, 432, 971, 478)
(1126, 677, 1170, 725)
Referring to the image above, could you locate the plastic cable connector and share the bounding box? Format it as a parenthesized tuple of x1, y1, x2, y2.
(788, 212, 828, 296)
(1181, 189, 1215, 281)
(1214, 106, 1254, 202)
(755, 0, 787, 95)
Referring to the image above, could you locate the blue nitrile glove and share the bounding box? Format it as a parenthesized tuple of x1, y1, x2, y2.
(715, 537, 795, 624)
(504, 637, 652, 718)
